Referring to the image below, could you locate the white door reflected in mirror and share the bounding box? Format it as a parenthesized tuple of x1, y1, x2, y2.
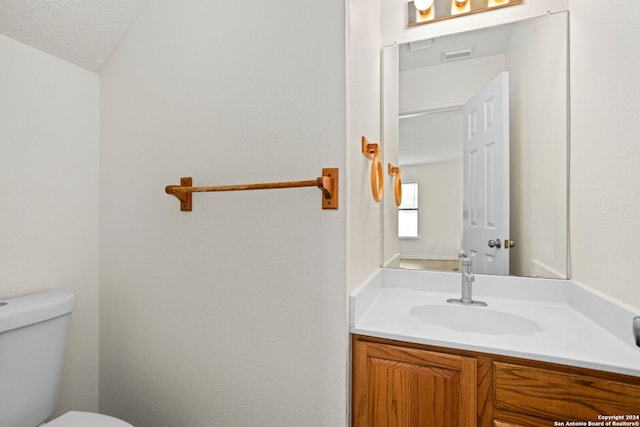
(463, 71, 510, 275)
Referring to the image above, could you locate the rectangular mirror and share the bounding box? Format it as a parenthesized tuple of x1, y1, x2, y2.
(382, 12, 569, 279)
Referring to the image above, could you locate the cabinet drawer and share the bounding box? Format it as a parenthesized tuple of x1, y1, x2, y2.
(494, 362, 640, 421)
(493, 421, 529, 427)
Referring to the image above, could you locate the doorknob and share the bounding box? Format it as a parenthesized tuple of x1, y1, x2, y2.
(488, 238, 502, 249)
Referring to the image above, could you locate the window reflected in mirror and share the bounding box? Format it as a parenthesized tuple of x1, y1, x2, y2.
(398, 182, 419, 238)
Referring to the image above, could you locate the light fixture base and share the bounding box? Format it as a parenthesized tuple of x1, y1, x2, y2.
(408, 0, 523, 28)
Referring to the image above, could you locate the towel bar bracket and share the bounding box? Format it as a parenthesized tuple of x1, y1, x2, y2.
(319, 168, 339, 210)
(362, 137, 379, 161)
(165, 177, 193, 211)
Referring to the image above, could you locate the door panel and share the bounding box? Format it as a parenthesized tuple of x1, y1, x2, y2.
(463, 72, 510, 275)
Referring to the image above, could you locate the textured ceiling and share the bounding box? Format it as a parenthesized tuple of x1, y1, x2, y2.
(0, 0, 149, 72)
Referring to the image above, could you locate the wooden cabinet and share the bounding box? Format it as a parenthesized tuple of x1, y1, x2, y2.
(352, 335, 640, 427)
(493, 362, 640, 426)
(352, 339, 477, 427)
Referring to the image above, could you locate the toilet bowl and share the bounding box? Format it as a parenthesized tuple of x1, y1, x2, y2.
(44, 411, 133, 427)
(0, 291, 133, 427)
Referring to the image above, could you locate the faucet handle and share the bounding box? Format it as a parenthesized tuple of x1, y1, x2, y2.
(458, 250, 472, 266)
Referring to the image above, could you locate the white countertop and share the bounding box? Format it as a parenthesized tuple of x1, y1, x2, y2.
(350, 269, 640, 377)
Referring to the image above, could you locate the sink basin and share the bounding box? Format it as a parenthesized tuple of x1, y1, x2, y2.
(410, 304, 542, 336)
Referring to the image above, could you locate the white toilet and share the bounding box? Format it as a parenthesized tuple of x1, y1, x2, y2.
(0, 291, 133, 427)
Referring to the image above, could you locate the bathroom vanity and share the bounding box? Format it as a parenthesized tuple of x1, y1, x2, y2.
(350, 270, 640, 427)
(352, 335, 640, 426)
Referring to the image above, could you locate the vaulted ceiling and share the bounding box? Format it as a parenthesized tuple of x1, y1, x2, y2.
(0, 0, 149, 72)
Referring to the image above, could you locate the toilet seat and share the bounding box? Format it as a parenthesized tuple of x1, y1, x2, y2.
(44, 411, 133, 427)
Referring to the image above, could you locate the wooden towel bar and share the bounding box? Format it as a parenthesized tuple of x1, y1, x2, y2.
(165, 168, 339, 211)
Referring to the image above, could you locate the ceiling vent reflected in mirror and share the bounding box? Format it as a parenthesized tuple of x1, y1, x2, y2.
(441, 47, 474, 62)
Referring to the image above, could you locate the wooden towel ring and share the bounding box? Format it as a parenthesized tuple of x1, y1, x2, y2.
(362, 136, 384, 202)
(388, 163, 402, 206)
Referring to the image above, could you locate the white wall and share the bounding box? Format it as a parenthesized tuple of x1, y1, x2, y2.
(399, 162, 462, 259)
(506, 12, 568, 278)
(99, 1, 348, 426)
(382, 45, 401, 268)
(347, 0, 384, 290)
(570, 1, 640, 308)
(0, 34, 100, 418)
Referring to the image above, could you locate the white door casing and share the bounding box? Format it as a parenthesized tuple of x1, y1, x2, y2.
(463, 71, 510, 275)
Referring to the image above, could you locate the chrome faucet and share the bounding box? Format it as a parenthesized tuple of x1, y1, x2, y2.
(447, 253, 487, 306)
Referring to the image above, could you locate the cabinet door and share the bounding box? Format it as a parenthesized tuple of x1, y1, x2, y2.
(353, 340, 477, 427)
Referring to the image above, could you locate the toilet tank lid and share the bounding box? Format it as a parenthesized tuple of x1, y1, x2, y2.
(0, 291, 75, 334)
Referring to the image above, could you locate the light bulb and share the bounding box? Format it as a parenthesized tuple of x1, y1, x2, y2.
(414, 0, 434, 12)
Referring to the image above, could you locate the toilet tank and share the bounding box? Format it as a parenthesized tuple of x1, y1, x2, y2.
(0, 291, 75, 427)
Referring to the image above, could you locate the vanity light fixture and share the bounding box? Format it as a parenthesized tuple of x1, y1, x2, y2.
(414, 0, 434, 14)
(412, 0, 435, 22)
(408, 0, 523, 27)
(452, 0, 470, 15)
